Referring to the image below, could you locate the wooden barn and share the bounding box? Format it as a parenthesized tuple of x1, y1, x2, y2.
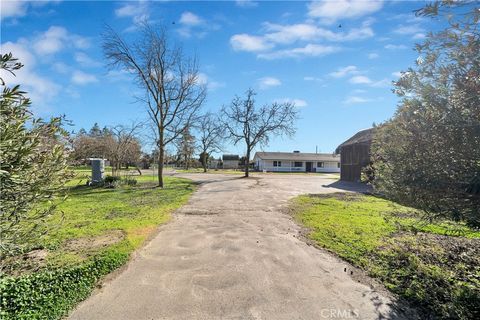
(335, 128, 374, 182)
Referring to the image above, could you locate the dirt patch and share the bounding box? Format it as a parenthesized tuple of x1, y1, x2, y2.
(307, 192, 362, 201)
(1, 249, 49, 276)
(64, 230, 125, 252)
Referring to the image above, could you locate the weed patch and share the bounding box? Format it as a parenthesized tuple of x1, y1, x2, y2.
(290, 193, 480, 319)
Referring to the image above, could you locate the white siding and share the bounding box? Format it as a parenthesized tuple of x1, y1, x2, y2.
(315, 161, 340, 173)
(223, 160, 239, 169)
(254, 157, 340, 173)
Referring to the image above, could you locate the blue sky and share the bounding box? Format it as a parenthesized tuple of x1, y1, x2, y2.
(0, 0, 442, 156)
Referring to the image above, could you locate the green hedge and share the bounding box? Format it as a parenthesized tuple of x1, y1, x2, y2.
(0, 251, 128, 320)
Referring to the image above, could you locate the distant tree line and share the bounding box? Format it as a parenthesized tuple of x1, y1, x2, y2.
(71, 122, 143, 175)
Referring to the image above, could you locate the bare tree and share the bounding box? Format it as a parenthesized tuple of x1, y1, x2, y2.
(106, 123, 142, 176)
(221, 89, 298, 177)
(197, 113, 223, 172)
(103, 23, 206, 187)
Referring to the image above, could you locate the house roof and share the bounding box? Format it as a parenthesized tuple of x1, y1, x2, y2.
(335, 128, 375, 154)
(222, 154, 239, 161)
(254, 152, 339, 161)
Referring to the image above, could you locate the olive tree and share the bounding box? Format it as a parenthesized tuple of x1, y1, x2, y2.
(370, 1, 480, 227)
(0, 53, 72, 259)
(103, 23, 205, 187)
(221, 89, 298, 177)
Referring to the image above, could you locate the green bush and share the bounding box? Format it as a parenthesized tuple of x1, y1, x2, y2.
(121, 177, 137, 186)
(0, 251, 128, 320)
(103, 175, 120, 188)
(369, 2, 480, 227)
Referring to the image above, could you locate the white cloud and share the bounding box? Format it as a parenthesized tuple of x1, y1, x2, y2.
(258, 44, 339, 60)
(349, 75, 390, 88)
(236, 0, 258, 8)
(105, 69, 131, 82)
(179, 11, 203, 26)
(33, 26, 68, 54)
(74, 52, 101, 67)
(33, 26, 90, 55)
(230, 17, 372, 59)
(177, 11, 218, 38)
(370, 78, 390, 88)
(329, 65, 358, 78)
(258, 77, 281, 89)
(368, 53, 379, 59)
(413, 33, 426, 40)
(304, 76, 322, 82)
(0, 0, 27, 20)
(0, 0, 60, 21)
(275, 98, 308, 107)
(349, 75, 372, 84)
(114, 1, 149, 30)
(0, 40, 61, 108)
(52, 62, 69, 74)
(197, 73, 225, 91)
(385, 44, 407, 50)
(394, 24, 424, 35)
(392, 71, 403, 78)
(71, 70, 98, 85)
(115, 3, 145, 18)
(262, 21, 374, 44)
(308, 0, 383, 24)
(343, 96, 370, 104)
(230, 34, 272, 52)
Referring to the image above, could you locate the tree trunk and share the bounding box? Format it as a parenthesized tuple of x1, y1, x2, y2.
(158, 146, 164, 188)
(245, 148, 250, 177)
(202, 152, 207, 173)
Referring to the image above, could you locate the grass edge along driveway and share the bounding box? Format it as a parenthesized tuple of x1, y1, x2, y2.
(289, 193, 480, 320)
(0, 175, 195, 320)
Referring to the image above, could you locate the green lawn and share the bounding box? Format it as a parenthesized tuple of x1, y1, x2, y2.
(290, 193, 480, 319)
(1, 169, 195, 319)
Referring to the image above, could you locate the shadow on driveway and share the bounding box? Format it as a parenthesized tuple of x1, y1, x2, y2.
(322, 180, 372, 193)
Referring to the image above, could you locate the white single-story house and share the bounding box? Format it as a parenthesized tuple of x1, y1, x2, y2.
(253, 151, 340, 173)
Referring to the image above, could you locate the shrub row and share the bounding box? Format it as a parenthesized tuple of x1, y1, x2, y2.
(0, 250, 128, 320)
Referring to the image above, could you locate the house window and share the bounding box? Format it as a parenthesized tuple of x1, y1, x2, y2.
(273, 161, 282, 167)
(317, 162, 324, 168)
(293, 161, 303, 167)
(337, 162, 341, 168)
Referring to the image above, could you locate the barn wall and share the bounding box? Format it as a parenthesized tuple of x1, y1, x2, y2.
(340, 143, 371, 182)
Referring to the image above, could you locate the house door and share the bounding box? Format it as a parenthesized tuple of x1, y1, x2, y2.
(306, 162, 313, 172)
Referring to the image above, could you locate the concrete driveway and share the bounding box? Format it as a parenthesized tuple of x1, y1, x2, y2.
(69, 173, 404, 320)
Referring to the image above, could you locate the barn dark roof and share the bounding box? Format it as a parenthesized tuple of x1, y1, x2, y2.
(335, 128, 375, 154)
(222, 154, 239, 161)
